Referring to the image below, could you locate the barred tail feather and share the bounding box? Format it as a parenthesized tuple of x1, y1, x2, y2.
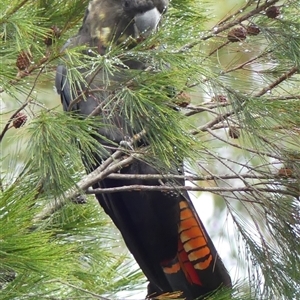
(161, 199, 231, 299)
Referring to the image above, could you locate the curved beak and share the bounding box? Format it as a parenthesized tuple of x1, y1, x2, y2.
(134, 7, 162, 37)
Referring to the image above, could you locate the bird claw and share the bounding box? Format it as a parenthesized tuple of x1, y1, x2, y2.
(71, 194, 87, 204)
(159, 179, 180, 198)
(119, 136, 133, 150)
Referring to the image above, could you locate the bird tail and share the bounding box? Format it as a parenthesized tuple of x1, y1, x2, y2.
(161, 199, 231, 299)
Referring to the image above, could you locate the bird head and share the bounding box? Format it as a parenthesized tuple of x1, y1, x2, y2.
(78, 0, 169, 49)
(123, 0, 168, 37)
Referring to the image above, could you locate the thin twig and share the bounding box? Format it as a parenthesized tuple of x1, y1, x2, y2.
(184, 102, 230, 117)
(106, 172, 290, 181)
(177, 0, 280, 52)
(191, 65, 298, 135)
(0, 55, 57, 94)
(191, 110, 235, 134)
(206, 128, 282, 160)
(255, 66, 298, 97)
(2, 0, 31, 17)
(0, 102, 31, 143)
(216, 1, 254, 26)
(220, 50, 273, 75)
(87, 184, 296, 197)
(33, 155, 134, 222)
(33, 131, 146, 222)
(0, 66, 45, 143)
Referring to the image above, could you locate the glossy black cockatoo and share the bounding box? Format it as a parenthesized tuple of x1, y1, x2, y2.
(55, 0, 232, 299)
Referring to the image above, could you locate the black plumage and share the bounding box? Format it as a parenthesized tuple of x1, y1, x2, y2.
(55, 1, 231, 298)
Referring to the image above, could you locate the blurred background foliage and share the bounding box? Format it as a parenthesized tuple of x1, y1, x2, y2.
(1, 0, 300, 299)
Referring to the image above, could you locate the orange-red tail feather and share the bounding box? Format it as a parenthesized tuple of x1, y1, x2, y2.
(161, 199, 231, 298)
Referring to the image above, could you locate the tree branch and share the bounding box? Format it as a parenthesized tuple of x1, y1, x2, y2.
(177, 0, 280, 52)
(87, 184, 296, 198)
(106, 172, 294, 181)
(33, 131, 146, 222)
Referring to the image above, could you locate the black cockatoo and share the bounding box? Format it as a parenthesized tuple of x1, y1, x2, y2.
(55, 0, 232, 299)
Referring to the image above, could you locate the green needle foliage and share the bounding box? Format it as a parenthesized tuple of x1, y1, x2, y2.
(0, 179, 144, 299)
(1, 0, 300, 299)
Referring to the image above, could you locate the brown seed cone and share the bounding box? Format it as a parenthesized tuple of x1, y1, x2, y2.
(227, 27, 247, 42)
(278, 167, 293, 177)
(16, 51, 32, 70)
(13, 112, 27, 128)
(211, 95, 227, 103)
(246, 25, 261, 36)
(44, 25, 61, 46)
(174, 92, 191, 107)
(265, 6, 280, 19)
(228, 126, 240, 139)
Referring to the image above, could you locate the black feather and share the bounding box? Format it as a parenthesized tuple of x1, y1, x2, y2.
(55, 1, 231, 298)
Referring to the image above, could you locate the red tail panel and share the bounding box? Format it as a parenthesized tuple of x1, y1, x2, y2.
(161, 198, 231, 299)
(162, 200, 218, 286)
(178, 200, 214, 272)
(177, 239, 202, 285)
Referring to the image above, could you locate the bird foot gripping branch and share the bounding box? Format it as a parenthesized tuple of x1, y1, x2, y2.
(55, 1, 232, 299)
